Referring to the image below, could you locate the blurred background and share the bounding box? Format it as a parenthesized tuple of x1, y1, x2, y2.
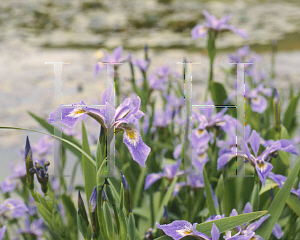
(1, 0, 300, 180)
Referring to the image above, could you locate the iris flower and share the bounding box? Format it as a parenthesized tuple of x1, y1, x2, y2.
(191, 10, 248, 39)
(144, 159, 183, 190)
(269, 172, 300, 200)
(225, 202, 283, 240)
(0, 198, 28, 219)
(48, 84, 151, 167)
(218, 130, 298, 186)
(94, 46, 128, 75)
(156, 221, 220, 240)
(16, 218, 45, 239)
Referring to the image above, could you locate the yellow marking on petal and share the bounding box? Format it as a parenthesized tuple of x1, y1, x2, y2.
(184, 230, 193, 234)
(126, 129, 136, 139)
(198, 129, 204, 134)
(75, 109, 86, 114)
(257, 162, 265, 168)
(6, 203, 13, 208)
(67, 108, 86, 118)
(124, 128, 139, 147)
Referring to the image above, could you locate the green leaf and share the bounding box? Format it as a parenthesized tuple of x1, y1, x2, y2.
(0, 126, 96, 167)
(196, 211, 267, 237)
(283, 93, 300, 134)
(250, 184, 260, 212)
(62, 194, 78, 239)
(127, 212, 136, 240)
(86, 224, 93, 240)
(154, 176, 178, 230)
(287, 193, 300, 218)
(103, 201, 115, 238)
(52, 204, 66, 237)
(278, 126, 291, 166)
(255, 157, 300, 239)
(81, 121, 97, 207)
(133, 167, 146, 208)
(36, 202, 52, 226)
(259, 179, 278, 195)
(211, 82, 228, 107)
(118, 204, 128, 240)
(77, 212, 88, 239)
(203, 166, 217, 216)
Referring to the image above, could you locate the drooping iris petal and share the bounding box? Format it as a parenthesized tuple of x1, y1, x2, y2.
(156, 221, 210, 240)
(246, 214, 270, 232)
(268, 172, 286, 188)
(276, 139, 299, 155)
(255, 161, 273, 187)
(48, 100, 103, 128)
(123, 128, 151, 168)
(217, 152, 235, 170)
(144, 173, 164, 190)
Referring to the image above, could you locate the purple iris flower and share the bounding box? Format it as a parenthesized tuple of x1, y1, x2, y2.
(156, 220, 213, 240)
(192, 143, 210, 173)
(191, 10, 248, 40)
(94, 46, 128, 75)
(144, 159, 183, 190)
(152, 108, 173, 129)
(1, 177, 16, 193)
(245, 83, 272, 114)
(131, 58, 148, 72)
(0, 198, 28, 219)
(218, 130, 298, 186)
(269, 172, 300, 200)
(48, 84, 151, 167)
(0, 226, 6, 240)
(16, 218, 45, 239)
(229, 45, 261, 64)
(227, 202, 283, 240)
